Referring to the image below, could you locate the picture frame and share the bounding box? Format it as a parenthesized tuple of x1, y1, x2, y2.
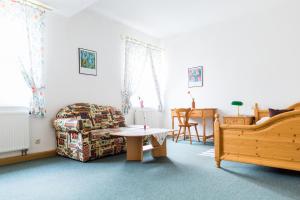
(78, 48, 97, 76)
(188, 66, 203, 88)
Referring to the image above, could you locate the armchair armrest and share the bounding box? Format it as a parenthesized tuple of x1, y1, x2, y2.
(53, 118, 93, 132)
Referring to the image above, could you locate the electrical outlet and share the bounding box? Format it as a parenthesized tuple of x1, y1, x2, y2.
(35, 139, 41, 144)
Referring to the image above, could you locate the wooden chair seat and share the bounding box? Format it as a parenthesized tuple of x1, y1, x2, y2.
(178, 122, 198, 127)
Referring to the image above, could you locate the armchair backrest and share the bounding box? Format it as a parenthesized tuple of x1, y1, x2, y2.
(56, 103, 125, 129)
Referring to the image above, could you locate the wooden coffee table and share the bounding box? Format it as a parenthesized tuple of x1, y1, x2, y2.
(109, 127, 172, 161)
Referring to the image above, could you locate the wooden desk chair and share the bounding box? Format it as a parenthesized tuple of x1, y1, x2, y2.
(175, 108, 200, 144)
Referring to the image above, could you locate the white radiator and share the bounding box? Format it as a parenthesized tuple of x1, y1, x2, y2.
(0, 107, 29, 153)
(134, 108, 163, 128)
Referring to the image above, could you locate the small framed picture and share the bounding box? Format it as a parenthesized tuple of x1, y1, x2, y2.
(78, 48, 97, 76)
(188, 66, 203, 87)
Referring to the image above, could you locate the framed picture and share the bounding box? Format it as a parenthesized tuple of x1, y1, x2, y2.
(78, 48, 97, 76)
(188, 66, 203, 87)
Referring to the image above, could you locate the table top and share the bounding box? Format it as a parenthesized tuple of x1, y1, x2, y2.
(108, 126, 172, 137)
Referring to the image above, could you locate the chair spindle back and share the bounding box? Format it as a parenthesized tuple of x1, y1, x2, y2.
(175, 108, 192, 126)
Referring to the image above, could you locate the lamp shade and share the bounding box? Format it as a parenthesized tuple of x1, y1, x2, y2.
(231, 101, 243, 106)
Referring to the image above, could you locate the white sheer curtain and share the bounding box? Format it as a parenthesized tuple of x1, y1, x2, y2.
(149, 48, 163, 111)
(0, 0, 46, 117)
(121, 39, 164, 114)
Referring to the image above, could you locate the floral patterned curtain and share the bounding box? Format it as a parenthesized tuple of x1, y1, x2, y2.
(149, 49, 163, 112)
(0, 0, 46, 117)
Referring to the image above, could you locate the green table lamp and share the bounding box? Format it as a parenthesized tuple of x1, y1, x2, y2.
(231, 101, 243, 116)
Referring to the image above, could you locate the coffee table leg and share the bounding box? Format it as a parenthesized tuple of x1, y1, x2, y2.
(151, 136, 167, 157)
(126, 136, 143, 161)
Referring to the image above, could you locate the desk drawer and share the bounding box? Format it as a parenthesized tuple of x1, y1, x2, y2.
(223, 116, 254, 125)
(224, 118, 245, 125)
(190, 110, 203, 118)
(171, 109, 216, 118)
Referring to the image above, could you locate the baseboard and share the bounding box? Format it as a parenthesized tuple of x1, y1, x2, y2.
(0, 150, 57, 167)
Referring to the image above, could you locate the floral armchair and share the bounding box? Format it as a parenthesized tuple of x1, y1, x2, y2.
(53, 103, 127, 162)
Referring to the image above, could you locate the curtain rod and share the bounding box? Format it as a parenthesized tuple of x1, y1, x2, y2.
(121, 35, 164, 51)
(14, 0, 53, 11)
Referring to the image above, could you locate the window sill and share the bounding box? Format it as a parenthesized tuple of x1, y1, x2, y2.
(0, 106, 29, 114)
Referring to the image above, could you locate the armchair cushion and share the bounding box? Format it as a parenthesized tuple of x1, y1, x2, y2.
(90, 105, 115, 129)
(110, 107, 126, 127)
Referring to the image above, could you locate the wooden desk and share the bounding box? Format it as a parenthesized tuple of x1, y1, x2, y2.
(171, 108, 217, 144)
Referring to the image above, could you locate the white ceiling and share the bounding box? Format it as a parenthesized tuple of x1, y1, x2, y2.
(41, 0, 288, 38)
(40, 0, 99, 17)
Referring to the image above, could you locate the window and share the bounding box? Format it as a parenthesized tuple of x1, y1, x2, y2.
(130, 50, 159, 109)
(122, 39, 165, 113)
(0, 10, 31, 107)
(0, 1, 46, 116)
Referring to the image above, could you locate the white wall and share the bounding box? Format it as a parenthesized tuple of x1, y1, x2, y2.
(163, 3, 300, 132)
(0, 9, 159, 158)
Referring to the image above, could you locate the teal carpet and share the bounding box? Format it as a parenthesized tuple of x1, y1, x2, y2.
(0, 139, 300, 200)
